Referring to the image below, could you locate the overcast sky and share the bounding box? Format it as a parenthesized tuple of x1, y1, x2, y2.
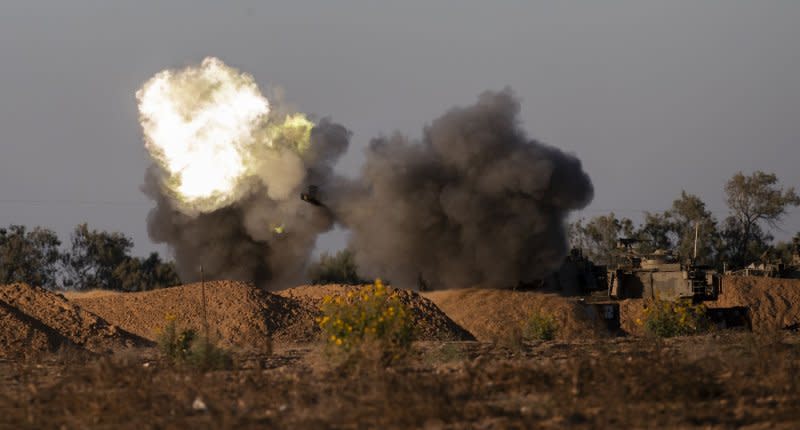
(1, 1, 798, 256)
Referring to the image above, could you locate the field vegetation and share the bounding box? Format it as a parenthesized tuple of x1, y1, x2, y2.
(2, 331, 799, 428)
(640, 299, 709, 338)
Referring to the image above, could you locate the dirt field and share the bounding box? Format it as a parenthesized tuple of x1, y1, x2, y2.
(2, 278, 800, 428)
(1, 333, 799, 429)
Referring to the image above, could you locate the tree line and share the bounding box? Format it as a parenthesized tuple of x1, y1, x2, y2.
(0, 223, 179, 291)
(570, 171, 800, 269)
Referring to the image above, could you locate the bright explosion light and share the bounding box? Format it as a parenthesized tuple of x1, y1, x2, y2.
(136, 57, 270, 213)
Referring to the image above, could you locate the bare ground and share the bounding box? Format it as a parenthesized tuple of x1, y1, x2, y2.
(2, 278, 800, 428)
(1, 332, 799, 429)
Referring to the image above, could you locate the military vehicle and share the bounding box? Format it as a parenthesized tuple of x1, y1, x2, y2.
(535, 249, 620, 332)
(542, 234, 748, 331)
(607, 239, 720, 301)
(545, 248, 607, 296)
(728, 237, 800, 279)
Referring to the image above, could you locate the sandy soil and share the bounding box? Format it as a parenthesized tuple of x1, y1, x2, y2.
(71, 282, 473, 352)
(0, 283, 149, 357)
(7, 276, 800, 358)
(280, 284, 475, 341)
(0, 300, 75, 357)
(422, 288, 609, 341)
(71, 281, 315, 351)
(713, 276, 800, 331)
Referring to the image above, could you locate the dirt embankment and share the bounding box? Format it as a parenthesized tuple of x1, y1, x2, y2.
(712, 276, 800, 331)
(70, 281, 316, 351)
(279, 284, 475, 341)
(422, 288, 609, 342)
(614, 276, 800, 335)
(0, 283, 149, 357)
(0, 300, 76, 357)
(72, 282, 473, 350)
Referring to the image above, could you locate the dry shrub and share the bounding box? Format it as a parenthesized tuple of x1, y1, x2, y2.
(423, 342, 465, 364)
(156, 315, 231, 370)
(157, 315, 195, 363)
(524, 311, 558, 341)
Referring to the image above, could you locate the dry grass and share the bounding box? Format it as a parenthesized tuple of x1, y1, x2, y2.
(2, 332, 800, 429)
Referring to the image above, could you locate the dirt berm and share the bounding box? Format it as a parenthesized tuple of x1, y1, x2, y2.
(0, 283, 148, 357)
(278, 284, 475, 341)
(70, 282, 474, 350)
(422, 288, 609, 342)
(614, 276, 800, 335)
(68, 281, 314, 351)
(712, 276, 800, 331)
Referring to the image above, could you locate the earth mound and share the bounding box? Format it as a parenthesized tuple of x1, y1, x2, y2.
(0, 300, 77, 357)
(0, 283, 149, 357)
(615, 276, 800, 335)
(69, 281, 317, 350)
(713, 276, 800, 331)
(421, 288, 608, 341)
(278, 284, 475, 341)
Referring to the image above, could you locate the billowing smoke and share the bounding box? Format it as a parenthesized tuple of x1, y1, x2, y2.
(137, 58, 348, 286)
(136, 59, 592, 289)
(330, 90, 593, 289)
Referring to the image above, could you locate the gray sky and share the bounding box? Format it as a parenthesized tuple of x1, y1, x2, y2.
(1, 1, 798, 256)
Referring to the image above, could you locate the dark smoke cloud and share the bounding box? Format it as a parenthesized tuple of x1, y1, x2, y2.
(142, 89, 592, 290)
(142, 120, 349, 288)
(330, 90, 593, 289)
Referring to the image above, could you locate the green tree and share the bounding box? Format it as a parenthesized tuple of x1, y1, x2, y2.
(569, 213, 634, 266)
(720, 216, 773, 268)
(635, 212, 674, 255)
(634, 192, 720, 265)
(668, 191, 720, 265)
(113, 253, 181, 292)
(770, 233, 799, 265)
(63, 223, 135, 290)
(307, 249, 364, 285)
(0, 225, 62, 288)
(723, 171, 800, 267)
